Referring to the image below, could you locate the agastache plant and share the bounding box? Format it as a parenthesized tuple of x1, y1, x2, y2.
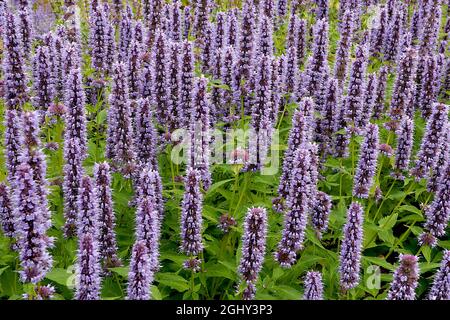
(419, 162, 450, 247)
(0, 183, 15, 238)
(411, 103, 448, 179)
(311, 191, 332, 239)
(334, 9, 354, 84)
(13, 163, 53, 284)
(94, 163, 121, 269)
(372, 66, 388, 119)
(4, 109, 23, 186)
(275, 147, 311, 267)
(126, 240, 153, 300)
(393, 116, 415, 177)
(179, 41, 194, 128)
(387, 254, 419, 300)
(32, 45, 55, 113)
(339, 202, 364, 291)
(238, 207, 268, 300)
(180, 168, 204, 257)
(353, 124, 379, 199)
(303, 271, 324, 300)
(2, 11, 28, 110)
(428, 250, 450, 300)
(152, 31, 170, 129)
(134, 98, 158, 169)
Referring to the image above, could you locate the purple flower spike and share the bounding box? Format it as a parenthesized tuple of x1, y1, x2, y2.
(389, 48, 417, 121)
(4, 109, 23, 186)
(107, 62, 136, 172)
(14, 163, 53, 284)
(32, 45, 55, 112)
(420, 162, 450, 245)
(304, 19, 329, 101)
(151, 31, 170, 128)
(334, 9, 354, 84)
(411, 103, 448, 180)
(127, 240, 153, 300)
(383, 5, 404, 62)
(136, 168, 162, 272)
(188, 77, 212, 190)
(63, 138, 85, 238)
(394, 116, 414, 174)
(428, 250, 450, 300)
(238, 207, 268, 300)
(353, 124, 379, 199)
(134, 98, 158, 169)
(94, 163, 121, 269)
(89, 4, 108, 73)
(75, 233, 101, 300)
(64, 66, 87, 158)
(77, 176, 99, 239)
(418, 55, 441, 118)
(387, 254, 419, 300)
(180, 168, 203, 256)
(275, 148, 311, 267)
(167, 41, 182, 131)
(311, 191, 332, 239)
(339, 202, 364, 291)
(372, 66, 388, 119)
(0, 183, 15, 238)
(179, 41, 194, 128)
(303, 271, 324, 300)
(2, 11, 28, 110)
(343, 43, 367, 128)
(17, 7, 33, 61)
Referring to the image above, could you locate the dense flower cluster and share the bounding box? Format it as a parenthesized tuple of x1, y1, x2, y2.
(387, 254, 419, 300)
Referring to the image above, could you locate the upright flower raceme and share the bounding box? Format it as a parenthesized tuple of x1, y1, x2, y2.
(318, 77, 340, 156)
(387, 254, 419, 300)
(118, 5, 133, 61)
(64, 66, 87, 158)
(134, 98, 158, 169)
(17, 6, 33, 61)
(4, 110, 23, 186)
(334, 9, 354, 84)
(2, 11, 28, 110)
(418, 54, 440, 118)
(372, 66, 388, 119)
(94, 163, 121, 269)
(339, 202, 364, 291)
(13, 163, 53, 284)
(62, 137, 84, 238)
(128, 39, 143, 101)
(188, 77, 212, 190)
(126, 240, 153, 300)
(304, 19, 329, 101)
(303, 271, 324, 300)
(344, 43, 367, 128)
(420, 162, 450, 247)
(361, 74, 378, 128)
(179, 41, 194, 128)
(383, 5, 403, 62)
(0, 183, 14, 238)
(275, 147, 311, 268)
(151, 31, 170, 129)
(411, 103, 448, 180)
(167, 41, 182, 131)
(32, 45, 55, 112)
(428, 250, 450, 300)
(107, 62, 136, 173)
(389, 48, 417, 121)
(353, 124, 379, 199)
(135, 168, 162, 272)
(311, 191, 332, 239)
(238, 207, 268, 300)
(75, 176, 101, 300)
(89, 4, 107, 73)
(274, 98, 314, 212)
(179, 167, 205, 269)
(394, 116, 414, 176)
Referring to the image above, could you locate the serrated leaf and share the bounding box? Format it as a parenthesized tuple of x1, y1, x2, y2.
(155, 273, 190, 292)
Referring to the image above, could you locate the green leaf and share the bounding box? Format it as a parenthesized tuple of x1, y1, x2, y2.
(46, 268, 72, 287)
(110, 266, 129, 278)
(363, 256, 395, 271)
(378, 213, 398, 231)
(155, 273, 190, 292)
(204, 264, 235, 280)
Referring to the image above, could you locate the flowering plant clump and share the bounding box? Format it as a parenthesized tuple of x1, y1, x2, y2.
(0, 0, 449, 302)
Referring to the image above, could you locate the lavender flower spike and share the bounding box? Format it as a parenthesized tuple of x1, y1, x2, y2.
(4, 110, 23, 186)
(387, 254, 419, 300)
(275, 148, 311, 268)
(94, 163, 121, 269)
(32, 45, 55, 112)
(339, 202, 364, 291)
(420, 162, 450, 246)
(311, 191, 332, 239)
(394, 116, 414, 174)
(0, 183, 15, 238)
(428, 250, 450, 300)
(14, 163, 53, 284)
(411, 103, 448, 180)
(75, 233, 101, 300)
(238, 207, 268, 300)
(353, 124, 379, 199)
(77, 176, 100, 238)
(127, 240, 153, 300)
(180, 168, 204, 256)
(303, 271, 324, 300)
